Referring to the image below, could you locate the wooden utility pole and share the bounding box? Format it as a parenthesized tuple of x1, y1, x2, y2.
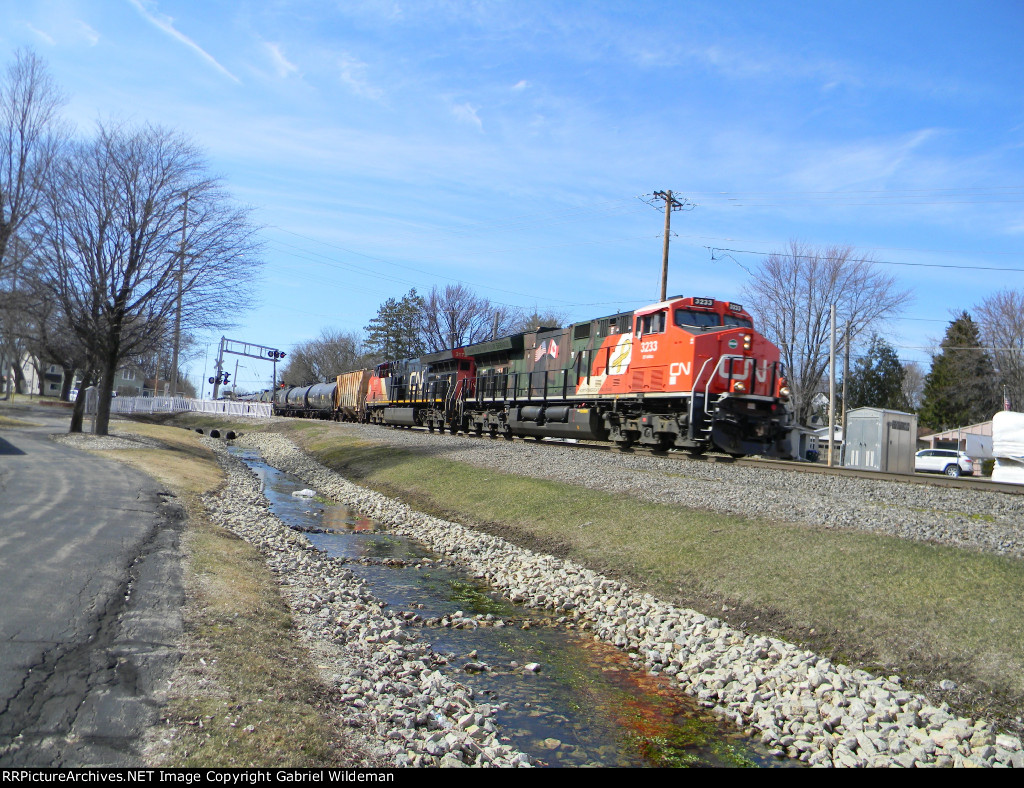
(650, 190, 689, 301)
(171, 190, 188, 396)
(841, 321, 850, 465)
(828, 304, 836, 467)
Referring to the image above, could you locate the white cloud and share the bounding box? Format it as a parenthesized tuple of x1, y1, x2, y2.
(789, 129, 940, 191)
(265, 42, 298, 79)
(25, 23, 55, 46)
(451, 101, 483, 131)
(126, 0, 240, 83)
(512, 79, 529, 91)
(77, 20, 100, 46)
(338, 53, 383, 100)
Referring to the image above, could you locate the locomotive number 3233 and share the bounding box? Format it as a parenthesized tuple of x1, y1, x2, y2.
(640, 340, 658, 354)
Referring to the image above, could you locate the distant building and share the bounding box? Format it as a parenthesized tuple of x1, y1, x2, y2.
(918, 420, 993, 452)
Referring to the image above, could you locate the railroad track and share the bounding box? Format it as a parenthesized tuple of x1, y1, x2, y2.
(378, 422, 1024, 497)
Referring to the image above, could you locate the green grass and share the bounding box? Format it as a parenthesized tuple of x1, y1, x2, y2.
(288, 423, 1024, 724)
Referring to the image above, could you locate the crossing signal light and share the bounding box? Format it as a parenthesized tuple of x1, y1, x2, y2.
(208, 376, 215, 384)
(222, 372, 231, 385)
(267, 350, 286, 360)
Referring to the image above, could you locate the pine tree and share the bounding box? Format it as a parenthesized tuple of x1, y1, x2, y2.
(363, 289, 427, 362)
(918, 312, 1001, 429)
(846, 334, 906, 410)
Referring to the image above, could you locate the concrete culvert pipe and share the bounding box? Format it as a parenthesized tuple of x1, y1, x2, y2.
(210, 429, 220, 438)
(225, 431, 237, 440)
(195, 428, 204, 435)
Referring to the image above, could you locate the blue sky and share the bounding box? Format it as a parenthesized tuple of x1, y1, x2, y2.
(3, 0, 1024, 394)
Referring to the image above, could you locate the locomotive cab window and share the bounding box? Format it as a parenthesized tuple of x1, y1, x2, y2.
(723, 314, 753, 328)
(635, 310, 667, 337)
(674, 308, 720, 330)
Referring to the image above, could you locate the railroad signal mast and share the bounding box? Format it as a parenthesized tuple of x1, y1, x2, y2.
(210, 336, 286, 400)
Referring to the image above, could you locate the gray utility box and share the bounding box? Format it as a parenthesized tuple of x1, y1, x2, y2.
(843, 407, 918, 475)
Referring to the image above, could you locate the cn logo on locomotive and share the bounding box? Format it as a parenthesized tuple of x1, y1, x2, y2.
(668, 361, 691, 385)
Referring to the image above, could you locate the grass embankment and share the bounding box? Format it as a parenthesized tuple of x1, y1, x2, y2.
(252, 419, 1024, 731)
(89, 421, 375, 766)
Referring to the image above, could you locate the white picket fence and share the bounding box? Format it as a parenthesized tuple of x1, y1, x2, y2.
(104, 394, 272, 418)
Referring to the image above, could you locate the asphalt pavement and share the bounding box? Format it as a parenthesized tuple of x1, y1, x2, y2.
(0, 403, 184, 766)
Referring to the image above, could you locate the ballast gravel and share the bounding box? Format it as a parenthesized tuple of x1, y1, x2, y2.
(202, 438, 531, 768)
(229, 430, 1023, 768)
(333, 424, 1024, 560)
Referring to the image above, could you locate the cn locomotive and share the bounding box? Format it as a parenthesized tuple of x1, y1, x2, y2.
(274, 295, 794, 458)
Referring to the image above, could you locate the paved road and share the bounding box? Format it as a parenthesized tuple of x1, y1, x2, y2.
(0, 405, 184, 766)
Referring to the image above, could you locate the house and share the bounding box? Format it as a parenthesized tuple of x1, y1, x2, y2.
(918, 420, 994, 458)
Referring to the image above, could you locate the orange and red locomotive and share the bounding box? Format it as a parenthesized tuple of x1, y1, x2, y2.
(362, 296, 793, 457)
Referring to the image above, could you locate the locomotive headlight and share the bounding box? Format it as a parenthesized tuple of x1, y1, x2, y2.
(732, 380, 747, 393)
(779, 385, 792, 400)
(742, 334, 753, 350)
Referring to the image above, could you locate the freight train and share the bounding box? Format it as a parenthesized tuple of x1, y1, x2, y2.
(273, 295, 795, 458)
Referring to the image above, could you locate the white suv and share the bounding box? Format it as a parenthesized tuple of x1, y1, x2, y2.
(914, 449, 974, 478)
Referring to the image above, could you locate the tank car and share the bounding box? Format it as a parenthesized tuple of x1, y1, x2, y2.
(305, 382, 338, 418)
(273, 385, 294, 416)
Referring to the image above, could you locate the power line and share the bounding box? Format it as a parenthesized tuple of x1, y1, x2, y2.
(268, 227, 579, 304)
(707, 245, 1024, 274)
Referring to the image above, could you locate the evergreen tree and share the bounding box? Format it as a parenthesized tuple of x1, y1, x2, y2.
(846, 334, 906, 410)
(918, 312, 1001, 430)
(363, 289, 426, 362)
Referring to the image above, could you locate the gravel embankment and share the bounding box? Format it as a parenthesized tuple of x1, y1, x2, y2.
(203, 439, 531, 768)
(236, 430, 1024, 768)
(332, 424, 1024, 559)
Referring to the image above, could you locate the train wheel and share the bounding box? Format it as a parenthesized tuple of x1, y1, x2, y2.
(474, 425, 483, 437)
(615, 439, 634, 452)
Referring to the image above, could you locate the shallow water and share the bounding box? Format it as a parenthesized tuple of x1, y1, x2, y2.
(232, 447, 786, 768)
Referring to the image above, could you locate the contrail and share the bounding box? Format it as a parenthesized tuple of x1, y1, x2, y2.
(127, 0, 241, 84)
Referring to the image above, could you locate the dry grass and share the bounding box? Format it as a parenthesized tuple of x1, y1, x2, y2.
(0, 415, 40, 428)
(84, 421, 378, 766)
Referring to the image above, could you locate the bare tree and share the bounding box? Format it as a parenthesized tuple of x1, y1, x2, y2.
(901, 360, 925, 412)
(0, 51, 66, 394)
(742, 241, 912, 425)
(280, 328, 364, 385)
(512, 307, 567, 333)
(975, 289, 1024, 411)
(419, 284, 519, 352)
(0, 49, 65, 276)
(36, 121, 261, 434)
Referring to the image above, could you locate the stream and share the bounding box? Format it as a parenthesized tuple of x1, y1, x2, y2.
(231, 447, 787, 768)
